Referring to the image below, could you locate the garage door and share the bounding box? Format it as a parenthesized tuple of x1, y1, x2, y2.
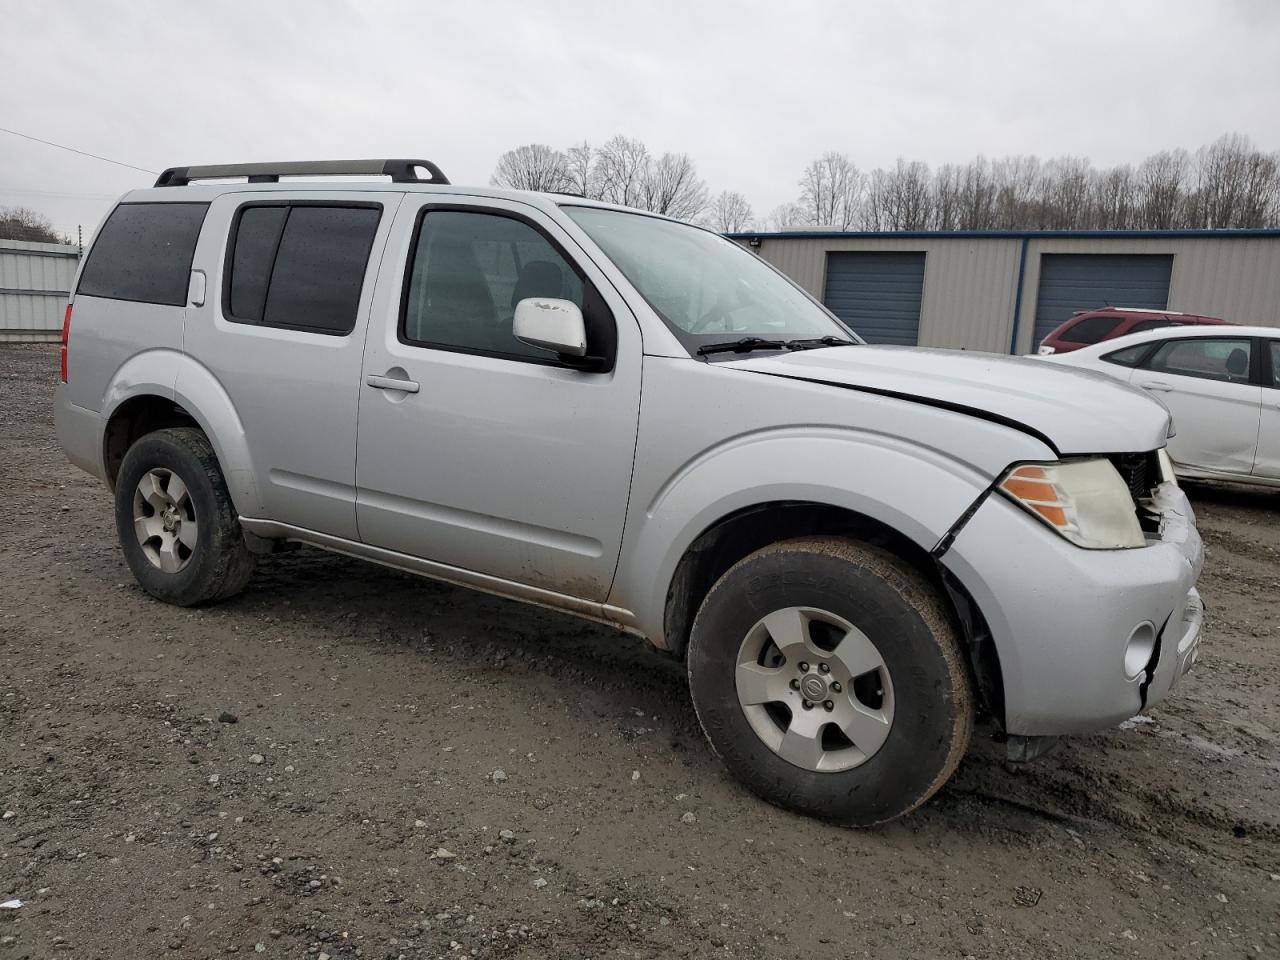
(1033, 254, 1173, 346)
(823, 252, 926, 346)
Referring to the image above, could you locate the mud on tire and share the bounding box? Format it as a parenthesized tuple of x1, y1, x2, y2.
(114, 427, 254, 606)
(687, 536, 974, 826)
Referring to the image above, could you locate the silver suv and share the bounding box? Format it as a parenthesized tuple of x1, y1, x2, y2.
(55, 159, 1204, 824)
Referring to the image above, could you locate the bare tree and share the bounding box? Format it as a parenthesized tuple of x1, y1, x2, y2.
(864, 159, 933, 230)
(1037, 157, 1091, 229)
(992, 156, 1042, 228)
(641, 152, 708, 220)
(595, 135, 651, 208)
(932, 164, 963, 230)
(798, 152, 863, 229)
(0, 206, 67, 244)
(564, 141, 596, 199)
(1136, 150, 1191, 228)
(956, 157, 998, 229)
(766, 202, 806, 231)
(1189, 133, 1280, 228)
(1091, 165, 1136, 229)
(707, 191, 755, 232)
(489, 144, 573, 193)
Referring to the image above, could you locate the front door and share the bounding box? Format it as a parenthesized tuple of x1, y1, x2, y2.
(354, 198, 642, 601)
(1128, 336, 1262, 475)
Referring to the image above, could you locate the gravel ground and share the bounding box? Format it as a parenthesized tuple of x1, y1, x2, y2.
(1, 343, 1277, 959)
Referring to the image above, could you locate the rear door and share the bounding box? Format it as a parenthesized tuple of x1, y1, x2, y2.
(1129, 336, 1262, 475)
(1253, 338, 1280, 480)
(354, 197, 642, 601)
(183, 192, 397, 539)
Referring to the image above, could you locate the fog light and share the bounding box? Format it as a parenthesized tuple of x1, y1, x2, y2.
(1124, 622, 1157, 680)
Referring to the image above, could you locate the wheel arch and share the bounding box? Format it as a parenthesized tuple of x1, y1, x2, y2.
(101, 355, 261, 517)
(652, 499, 1006, 729)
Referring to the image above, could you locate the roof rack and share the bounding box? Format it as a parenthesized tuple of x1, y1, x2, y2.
(1111, 306, 1185, 315)
(153, 159, 449, 188)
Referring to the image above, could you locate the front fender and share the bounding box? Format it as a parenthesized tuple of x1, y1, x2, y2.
(100, 350, 262, 517)
(611, 427, 1007, 645)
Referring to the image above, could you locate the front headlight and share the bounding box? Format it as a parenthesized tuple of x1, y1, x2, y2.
(999, 459, 1146, 549)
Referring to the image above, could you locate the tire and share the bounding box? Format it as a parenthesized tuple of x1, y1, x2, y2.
(687, 536, 973, 826)
(114, 427, 254, 606)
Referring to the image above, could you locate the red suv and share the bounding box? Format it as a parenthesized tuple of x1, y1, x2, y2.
(1037, 307, 1233, 355)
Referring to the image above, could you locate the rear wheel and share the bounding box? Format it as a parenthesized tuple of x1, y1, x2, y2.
(687, 536, 973, 825)
(114, 428, 254, 606)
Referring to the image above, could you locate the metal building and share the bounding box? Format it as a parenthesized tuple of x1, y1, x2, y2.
(730, 229, 1280, 353)
(1, 239, 80, 342)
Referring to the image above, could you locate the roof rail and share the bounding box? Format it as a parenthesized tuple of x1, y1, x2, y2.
(153, 159, 449, 188)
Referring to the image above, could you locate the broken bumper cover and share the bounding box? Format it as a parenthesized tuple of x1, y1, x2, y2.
(940, 481, 1203, 736)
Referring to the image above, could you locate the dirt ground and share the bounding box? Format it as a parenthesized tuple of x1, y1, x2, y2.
(1, 343, 1277, 960)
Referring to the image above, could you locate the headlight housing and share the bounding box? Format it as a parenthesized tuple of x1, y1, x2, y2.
(999, 459, 1146, 549)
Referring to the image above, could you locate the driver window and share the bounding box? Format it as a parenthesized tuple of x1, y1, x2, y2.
(402, 211, 585, 360)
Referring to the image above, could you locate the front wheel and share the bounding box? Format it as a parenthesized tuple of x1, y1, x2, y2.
(114, 427, 254, 606)
(687, 536, 973, 826)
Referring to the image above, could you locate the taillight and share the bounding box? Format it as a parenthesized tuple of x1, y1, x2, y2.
(60, 303, 72, 384)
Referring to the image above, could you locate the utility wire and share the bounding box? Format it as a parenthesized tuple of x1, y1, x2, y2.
(0, 126, 157, 175)
(0, 187, 121, 200)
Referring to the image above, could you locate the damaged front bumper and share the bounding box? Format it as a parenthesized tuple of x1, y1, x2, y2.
(939, 479, 1203, 739)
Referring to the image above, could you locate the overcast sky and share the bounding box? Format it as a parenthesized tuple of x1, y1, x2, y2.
(3, 0, 1279, 237)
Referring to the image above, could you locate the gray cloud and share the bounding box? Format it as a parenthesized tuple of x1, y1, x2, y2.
(3, 0, 1278, 236)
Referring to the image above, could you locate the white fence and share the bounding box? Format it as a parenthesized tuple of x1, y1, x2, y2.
(1, 238, 80, 341)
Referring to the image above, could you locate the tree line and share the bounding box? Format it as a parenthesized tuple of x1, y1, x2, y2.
(491, 133, 1280, 233)
(0, 206, 71, 244)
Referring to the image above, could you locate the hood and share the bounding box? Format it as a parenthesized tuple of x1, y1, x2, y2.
(725, 345, 1171, 455)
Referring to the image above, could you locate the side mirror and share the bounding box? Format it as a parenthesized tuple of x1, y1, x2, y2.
(513, 298, 587, 357)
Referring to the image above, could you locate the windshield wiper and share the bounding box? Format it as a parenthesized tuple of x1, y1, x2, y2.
(695, 337, 788, 356)
(695, 335, 857, 357)
(785, 336, 857, 350)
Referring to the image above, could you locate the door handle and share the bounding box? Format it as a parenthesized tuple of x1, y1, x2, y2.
(366, 374, 420, 394)
(1142, 380, 1174, 392)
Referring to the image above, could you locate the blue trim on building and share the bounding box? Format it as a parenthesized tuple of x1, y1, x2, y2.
(1008, 238, 1030, 354)
(727, 228, 1280, 241)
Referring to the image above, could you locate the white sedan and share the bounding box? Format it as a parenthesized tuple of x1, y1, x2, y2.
(1041, 324, 1280, 487)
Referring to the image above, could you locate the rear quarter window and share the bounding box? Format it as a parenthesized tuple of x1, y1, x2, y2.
(77, 202, 209, 306)
(1102, 343, 1152, 367)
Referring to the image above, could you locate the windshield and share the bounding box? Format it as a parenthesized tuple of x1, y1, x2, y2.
(562, 206, 858, 355)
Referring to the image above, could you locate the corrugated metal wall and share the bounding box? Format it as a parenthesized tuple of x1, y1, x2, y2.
(743, 232, 1280, 354)
(1, 239, 80, 341)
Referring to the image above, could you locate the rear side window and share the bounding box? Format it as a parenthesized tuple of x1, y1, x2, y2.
(1063, 315, 1120, 344)
(77, 202, 208, 306)
(224, 203, 381, 335)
